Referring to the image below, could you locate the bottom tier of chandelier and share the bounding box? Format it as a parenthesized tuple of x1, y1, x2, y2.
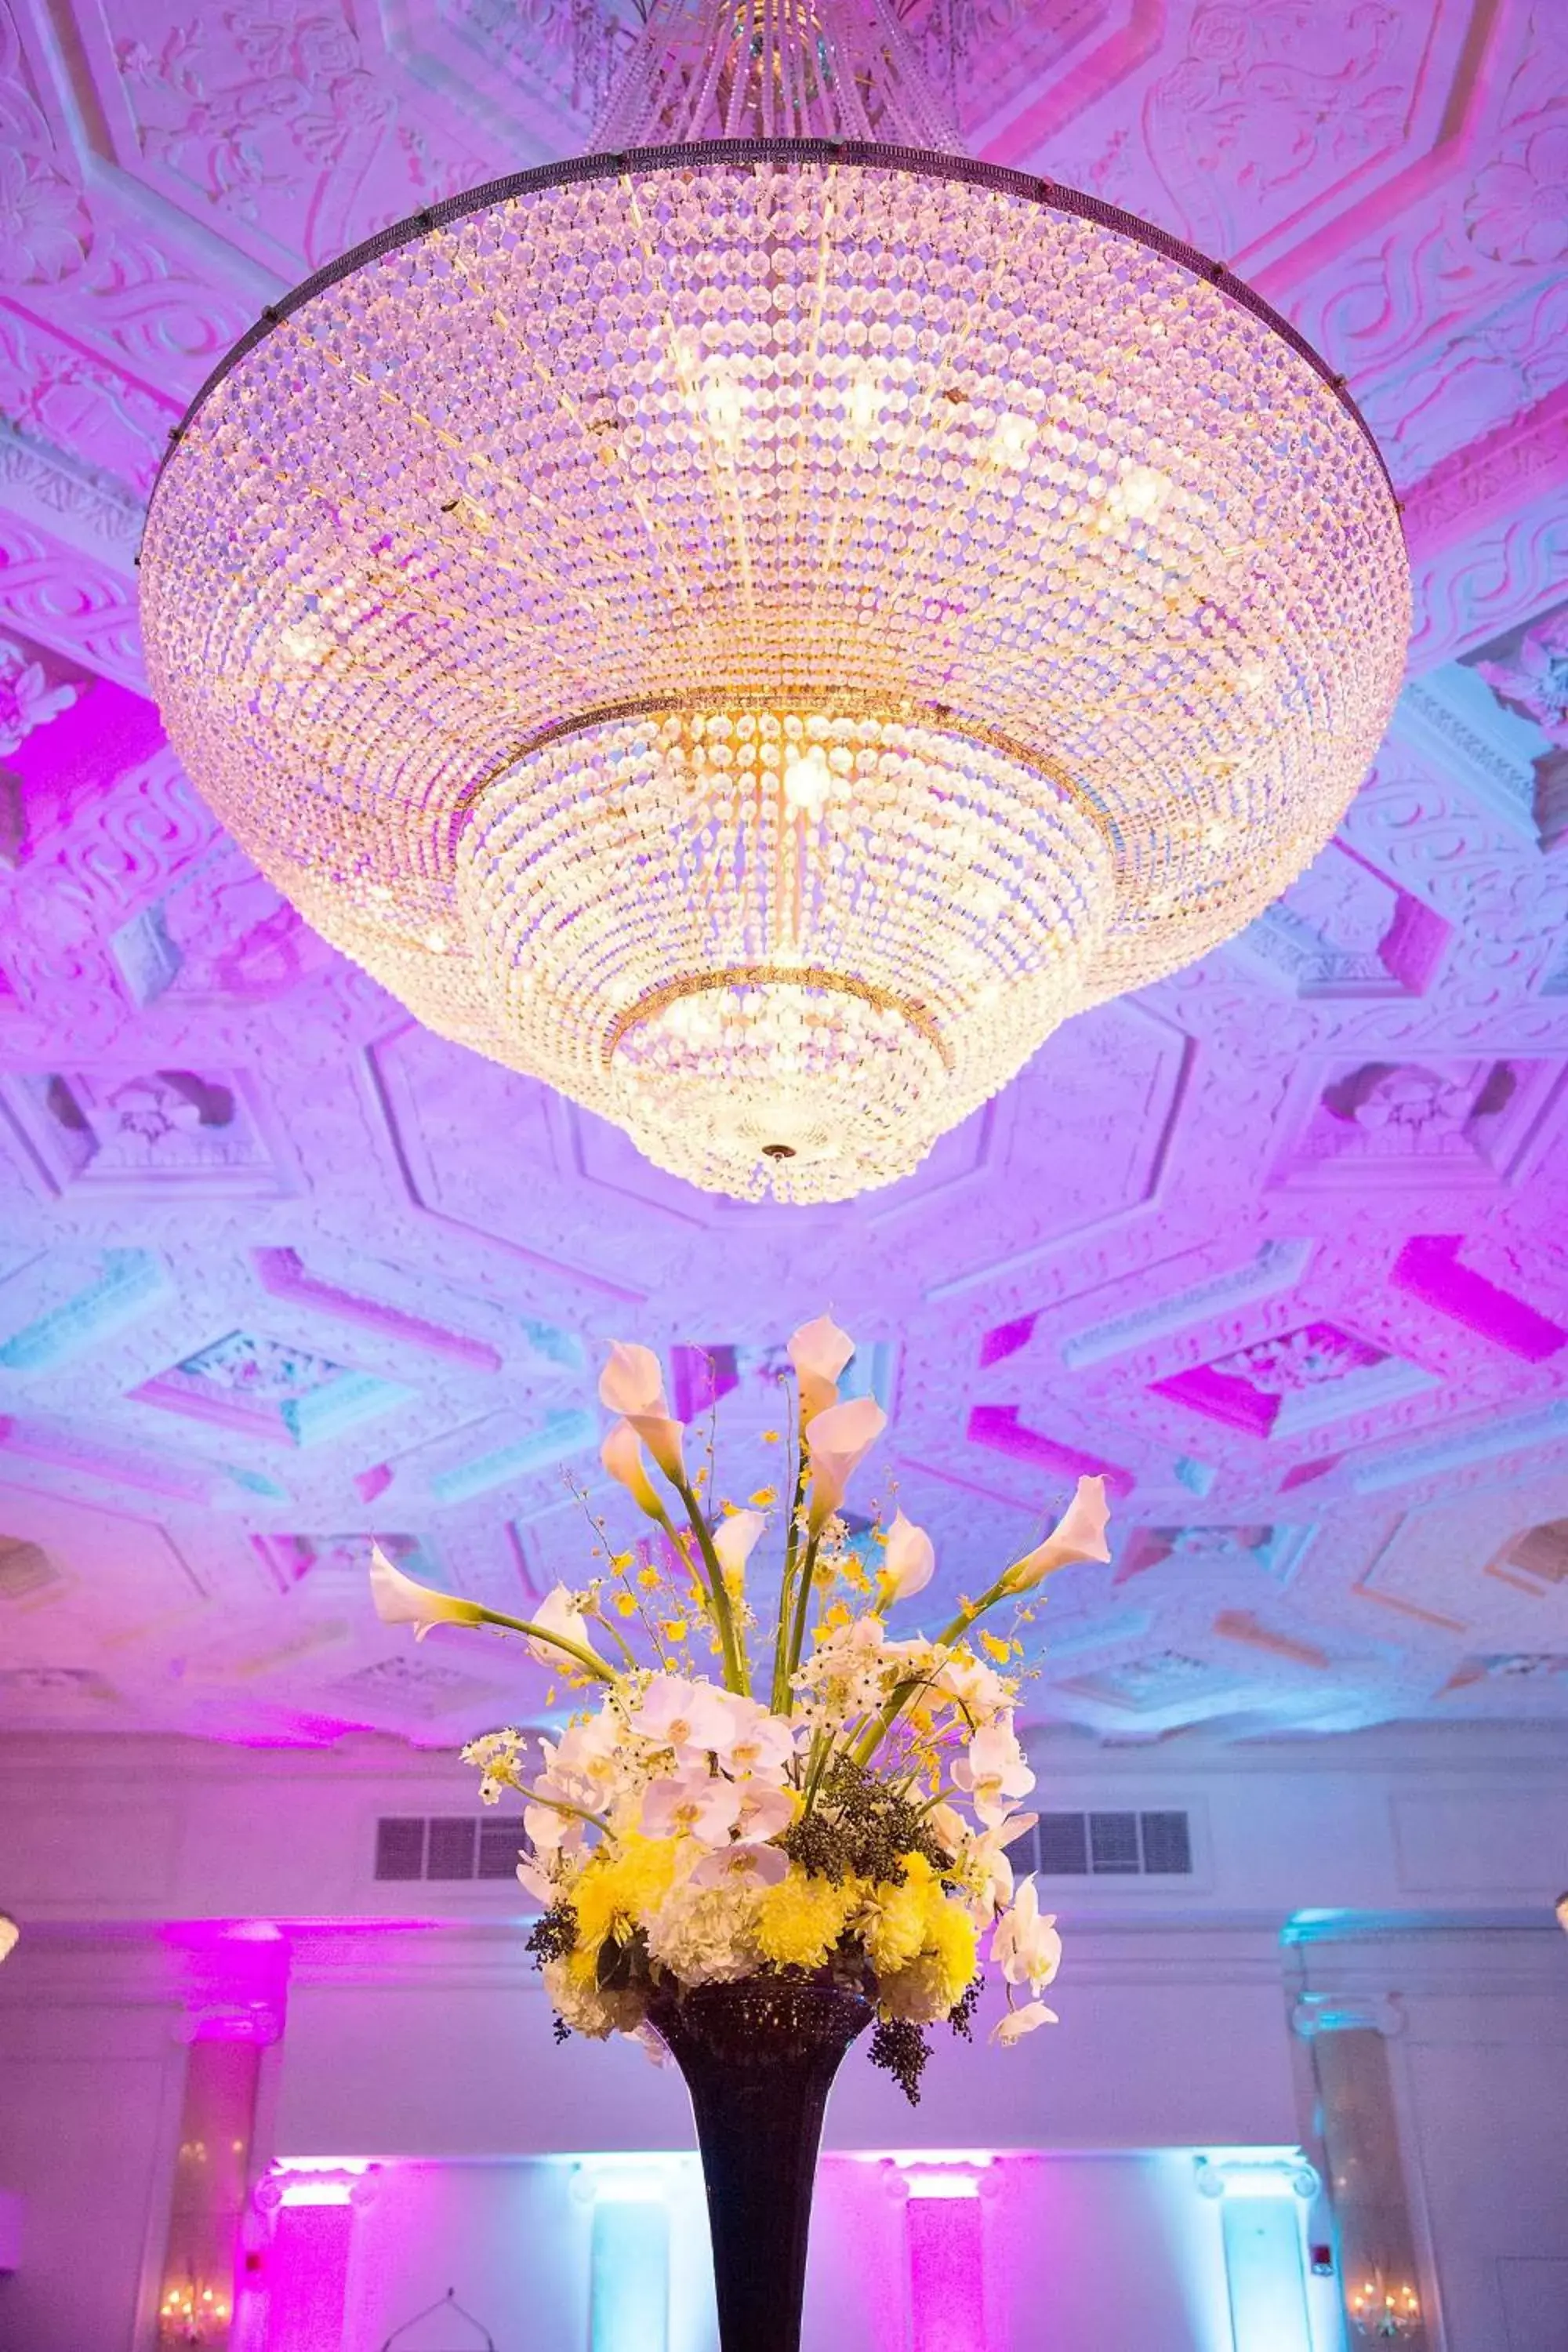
(454, 697, 1114, 1200)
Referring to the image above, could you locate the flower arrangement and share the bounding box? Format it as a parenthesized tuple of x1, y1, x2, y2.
(370, 1316, 1111, 2101)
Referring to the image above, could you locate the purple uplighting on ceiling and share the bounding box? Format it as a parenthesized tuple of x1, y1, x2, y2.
(0, 0, 1566, 1748)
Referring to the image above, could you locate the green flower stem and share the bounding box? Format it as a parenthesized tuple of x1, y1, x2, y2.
(514, 1782, 608, 1831)
(594, 1609, 642, 1671)
(474, 1607, 618, 1685)
(934, 1569, 1016, 1651)
(771, 1448, 811, 1712)
(667, 1466, 750, 1696)
(784, 1526, 823, 1686)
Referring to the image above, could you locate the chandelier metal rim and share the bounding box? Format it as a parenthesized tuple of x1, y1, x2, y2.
(453, 688, 1117, 844)
(147, 136, 1400, 525)
(601, 964, 955, 1073)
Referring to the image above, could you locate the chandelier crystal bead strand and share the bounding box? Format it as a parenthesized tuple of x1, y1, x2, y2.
(140, 0, 1410, 1203)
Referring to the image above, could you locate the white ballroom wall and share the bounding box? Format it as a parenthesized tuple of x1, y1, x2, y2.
(2, 1724, 1566, 2352)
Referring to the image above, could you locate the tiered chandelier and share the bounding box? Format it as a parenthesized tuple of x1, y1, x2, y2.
(140, 0, 1409, 1202)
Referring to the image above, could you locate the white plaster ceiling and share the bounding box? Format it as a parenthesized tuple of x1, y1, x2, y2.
(1, 0, 1567, 1745)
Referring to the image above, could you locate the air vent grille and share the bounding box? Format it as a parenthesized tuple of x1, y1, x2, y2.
(374, 1809, 1192, 1886)
(1028, 1809, 1192, 1878)
(374, 1815, 528, 1885)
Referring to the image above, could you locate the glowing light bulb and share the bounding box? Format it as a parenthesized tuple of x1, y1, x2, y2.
(848, 370, 881, 433)
(1113, 460, 1173, 521)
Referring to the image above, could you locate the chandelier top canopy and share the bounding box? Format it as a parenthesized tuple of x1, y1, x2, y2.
(140, 0, 1409, 1203)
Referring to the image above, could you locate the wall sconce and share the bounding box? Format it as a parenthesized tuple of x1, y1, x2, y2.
(1555, 1893, 1567, 1934)
(158, 2277, 231, 2345)
(1347, 2269, 1421, 2339)
(0, 1913, 18, 1965)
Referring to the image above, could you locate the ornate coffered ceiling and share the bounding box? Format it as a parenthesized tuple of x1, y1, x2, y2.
(1, 0, 1566, 1746)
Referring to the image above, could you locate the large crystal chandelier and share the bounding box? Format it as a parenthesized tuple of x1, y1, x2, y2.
(140, 0, 1409, 1203)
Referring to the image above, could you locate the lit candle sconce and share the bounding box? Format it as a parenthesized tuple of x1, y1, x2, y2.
(1346, 2267, 1421, 2339)
(158, 2276, 231, 2346)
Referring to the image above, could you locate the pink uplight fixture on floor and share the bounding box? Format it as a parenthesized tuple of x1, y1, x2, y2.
(139, 0, 1409, 1204)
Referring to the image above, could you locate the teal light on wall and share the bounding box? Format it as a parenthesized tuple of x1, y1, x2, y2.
(1221, 2198, 1312, 2352)
(590, 2187, 670, 2352)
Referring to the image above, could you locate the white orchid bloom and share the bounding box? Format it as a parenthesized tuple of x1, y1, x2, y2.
(630, 2022, 671, 2067)
(368, 1543, 485, 1640)
(641, 1769, 742, 1846)
(732, 1782, 796, 1844)
(877, 1509, 935, 1605)
(952, 1719, 1036, 1828)
(516, 1853, 555, 1906)
(598, 1340, 686, 1480)
(973, 1815, 1036, 1915)
(717, 1698, 797, 1780)
(991, 1999, 1058, 2046)
(713, 1508, 765, 1591)
(927, 1647, 1011, 1721)
(789, 1312, 855, 1424)
(1004, 1475, 1112, 1592)
(601, 1419, 665, 1518)
(525, 1584, 604, 1672)
(992, 1878, 1062, 1994)
(627, 1673, 736, 1758)
(927, 1802, 968, 1862)
(806, 1394, 887, 1530)
(688, 1841, 790, 1890)
(523, 1801, 586, 1857)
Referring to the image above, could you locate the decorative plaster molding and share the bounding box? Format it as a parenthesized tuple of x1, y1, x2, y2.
(0, 420, 141, 573)
(1060, 1242, 1315, 1370)
(0, 513, 145, 688)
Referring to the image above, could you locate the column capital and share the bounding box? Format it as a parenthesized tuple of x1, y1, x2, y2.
(1291, 1990, 1406, 2040)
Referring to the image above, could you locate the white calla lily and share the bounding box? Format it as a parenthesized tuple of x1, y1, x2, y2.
(526, 1584, 605, 1673)
(806, 1394, 887, 1530)
(713, 1508, 765, 1589)
(878, 1508, 935, 1603)
(598, 1341, 687, 1479)
(369, 1543, 485, 1641)
(789, 1312, 855, 1424)
(597, 1341, 670, 1418)
(601, 1418, 664, 1517)
(1003, 1475, 1112, 1592)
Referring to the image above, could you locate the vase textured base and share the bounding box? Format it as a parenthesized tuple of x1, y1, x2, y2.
(649, 1977, 873, 2352)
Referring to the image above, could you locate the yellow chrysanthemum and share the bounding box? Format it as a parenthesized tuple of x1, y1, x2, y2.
(565, 1944, 601, 1994)
(860, 1851, 936, 1977)
(925, 1893, 979, 2012)
(571, 1832, 681, 1951)
(756, 1867, 861, 1971)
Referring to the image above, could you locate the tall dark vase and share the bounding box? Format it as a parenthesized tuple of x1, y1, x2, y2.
(648, 1977, 873, 2352)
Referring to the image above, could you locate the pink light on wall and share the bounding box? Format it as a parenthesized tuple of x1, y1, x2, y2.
(908, 2192, 987, 2352)
(261, 2204, 354, 2351)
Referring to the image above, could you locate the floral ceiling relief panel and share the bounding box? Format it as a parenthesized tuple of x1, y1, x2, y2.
(0, 1067, 289, 1196)
(1269, 1059, 1566, 1192)
(129, 1330, 412, 1448)
(88, 4, 495, 271)
(0, 0, 1564, 1741)
(1152, 1323, 1438, 1443)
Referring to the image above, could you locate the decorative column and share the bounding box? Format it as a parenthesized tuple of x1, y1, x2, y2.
(158, 1928, 287, 2349)
(157, 2039, 264, 2345)
(1295, 1994, 1430, 2346)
